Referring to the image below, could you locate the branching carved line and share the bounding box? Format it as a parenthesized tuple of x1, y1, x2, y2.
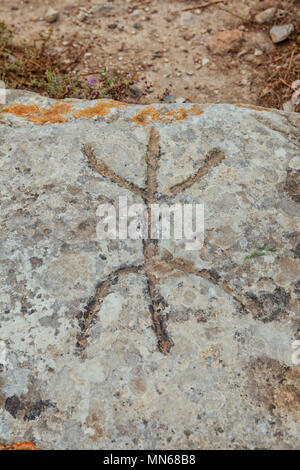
(142, 128, 173, 354)
(79, 128, 231, 355)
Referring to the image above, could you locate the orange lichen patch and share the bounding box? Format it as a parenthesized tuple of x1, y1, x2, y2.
(73, 100, 127, 119)
(165, 106, 204, 121)
(0, 102, 74, 124)
(0, 104, 39, 118)
(235, 104, 271, 112)
(133, 106, 204, 126)
(189, 106, 205, 116)
(165, 108, 188, 121)
(29, 103, 73, 124)
(0, 442, 39, 450)
(133, 106, 162, 126)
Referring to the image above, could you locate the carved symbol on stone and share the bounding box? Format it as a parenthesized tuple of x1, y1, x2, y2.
(77, 128, 249, 355)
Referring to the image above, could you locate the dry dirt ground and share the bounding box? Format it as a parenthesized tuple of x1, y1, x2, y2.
(0, 0, 299, 107)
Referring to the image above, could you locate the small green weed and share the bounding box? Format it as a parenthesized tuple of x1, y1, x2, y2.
(0, 22, 139, 101)
(244, 246, 278, 261)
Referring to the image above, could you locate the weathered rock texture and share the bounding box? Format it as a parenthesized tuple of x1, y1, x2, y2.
(0, 91, 299, 449)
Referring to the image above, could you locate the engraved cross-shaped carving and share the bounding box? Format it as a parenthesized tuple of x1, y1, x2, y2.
(77, 128, 248, 355)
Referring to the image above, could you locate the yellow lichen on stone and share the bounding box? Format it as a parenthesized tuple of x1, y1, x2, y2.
(73, 101, 127, 119)
(0, 442, 39, 450)
(132, 106, 163, 126)
(29, 103, 74, 124)
(0, 101, 204, 126)
(188, 106, 205, 117)
(165, 108, 189, 121)
(0, 100, 126, 124)
(133, 106, 204, 126)
(0, 103, 74, 124)
(0, 104, 40, 118)
(166, 106, 204, 121)
(235, 104, 271, 112)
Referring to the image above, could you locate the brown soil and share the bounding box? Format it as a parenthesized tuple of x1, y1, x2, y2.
(0, 0, 299, 108)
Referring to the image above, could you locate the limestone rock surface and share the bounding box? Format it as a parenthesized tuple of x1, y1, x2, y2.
(0, 91, 299, 450)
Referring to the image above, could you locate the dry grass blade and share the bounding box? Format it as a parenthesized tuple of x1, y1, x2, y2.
(257, 40, 300, 112)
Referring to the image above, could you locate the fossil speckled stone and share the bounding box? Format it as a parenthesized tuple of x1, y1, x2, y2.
(0, 91, 299, 449)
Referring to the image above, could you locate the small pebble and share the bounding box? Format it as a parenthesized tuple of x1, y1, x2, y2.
(292, 80, 300, 89)
(44, 7, 59, 23)
(128, 85, 143, 99)
(254, 8, 277, 24)
(282, 101, 294, 112)
(77, 11, 88, 22)
(92, 4, 115, 17)
(270, 24, 294, 43)
(261, 43, 275, 54)
(162, 95, 176, 103)
(237, 49, 248, 58)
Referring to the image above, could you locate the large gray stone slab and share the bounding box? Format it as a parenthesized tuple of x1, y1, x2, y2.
(0, 91, 299, 449)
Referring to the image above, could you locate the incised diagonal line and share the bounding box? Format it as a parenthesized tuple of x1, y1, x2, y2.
(167, 148, 225, 196)
(82, 143, 149, 202)
(163, 254, 248, 313)
(77, 265, 143, 354)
